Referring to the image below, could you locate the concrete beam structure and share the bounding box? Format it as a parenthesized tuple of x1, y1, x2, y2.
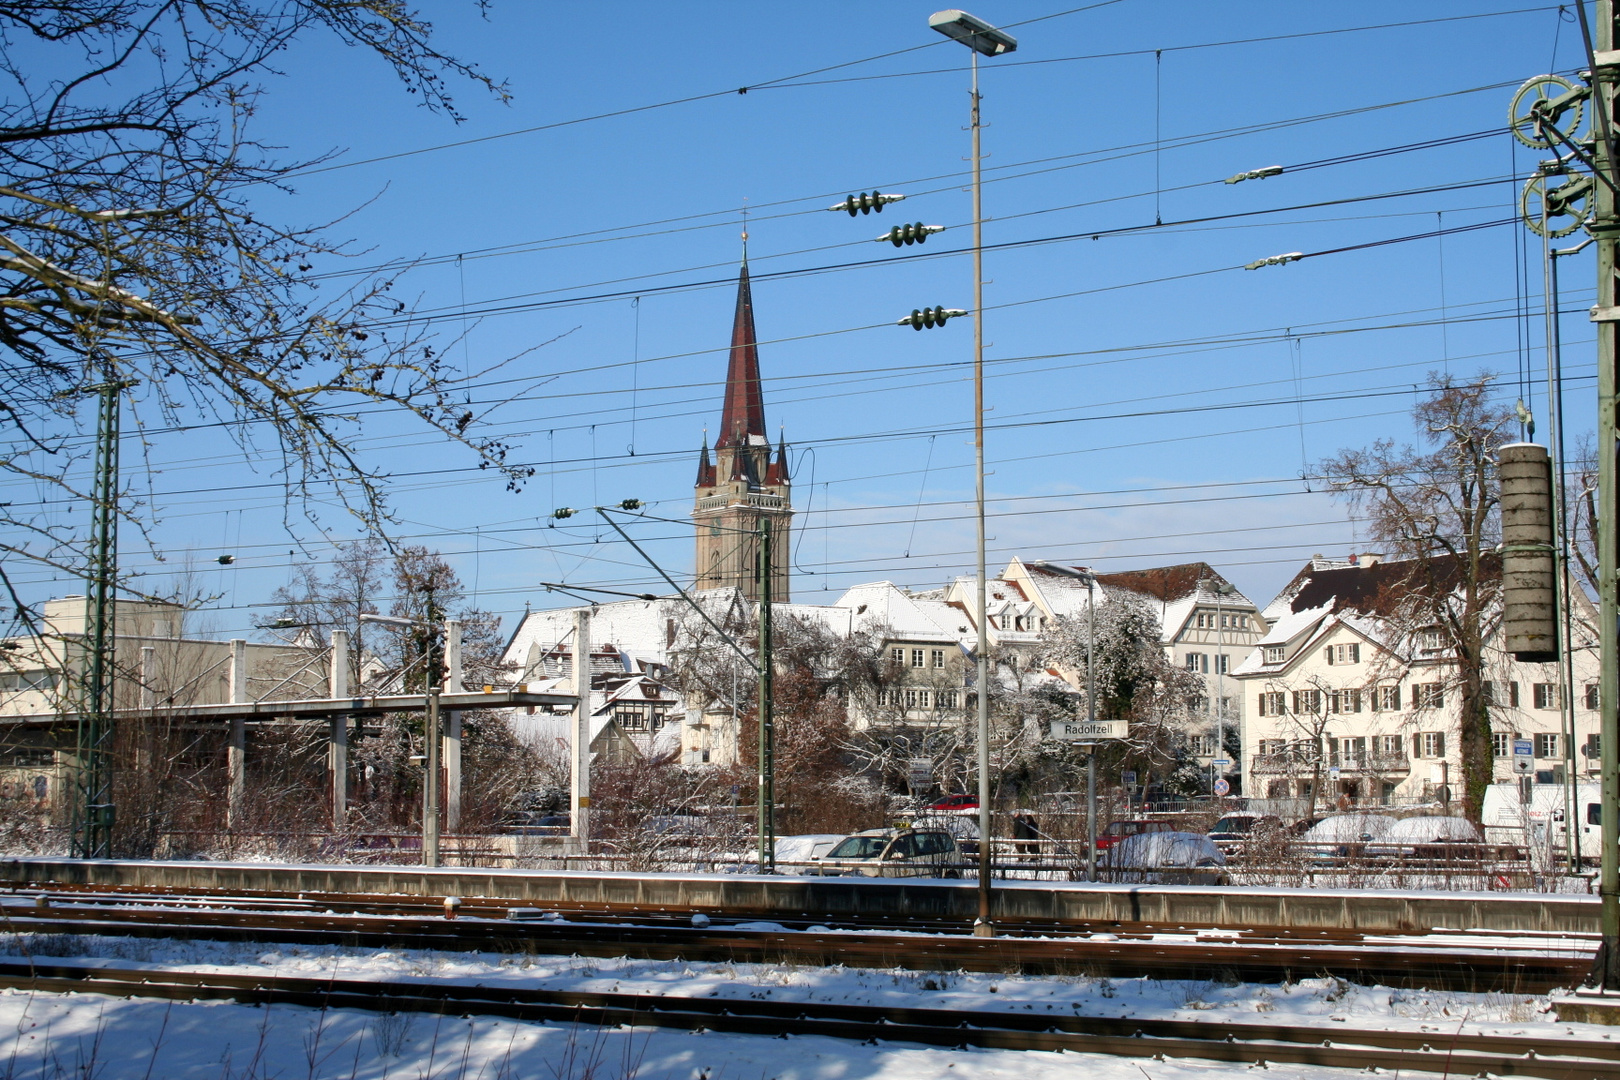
(0, 690, 572, 727)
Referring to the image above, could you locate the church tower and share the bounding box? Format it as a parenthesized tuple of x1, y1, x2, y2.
(694, 262, 792, 601)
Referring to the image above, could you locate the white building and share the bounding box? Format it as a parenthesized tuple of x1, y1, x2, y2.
(1231, 554, 1599, 810)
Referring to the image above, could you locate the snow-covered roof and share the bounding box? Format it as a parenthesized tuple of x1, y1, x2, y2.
(833, 581, 967, 644)
(509, 711, 626, 755)
(1231, 601, 1334, 677)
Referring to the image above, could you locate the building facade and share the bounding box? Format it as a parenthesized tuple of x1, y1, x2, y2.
(1231, 554, 1600, 810)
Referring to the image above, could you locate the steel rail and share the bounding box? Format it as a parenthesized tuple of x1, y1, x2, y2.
(0, 902, 1590, 993)
(0, 960, 1607, 1080)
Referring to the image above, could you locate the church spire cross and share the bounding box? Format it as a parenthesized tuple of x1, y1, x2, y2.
(716, 263, 766, 449)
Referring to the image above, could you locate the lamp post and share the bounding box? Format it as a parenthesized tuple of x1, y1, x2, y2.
(1032, 561, 1098, 881)
(362, 611, 445, 868)
(929, 4, 1017, 939)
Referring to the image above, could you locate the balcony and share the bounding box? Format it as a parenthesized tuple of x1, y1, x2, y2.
(696, 492, 786, 513)
(1252, 750, 1409, 774)
(1330, 751, 1411, 773)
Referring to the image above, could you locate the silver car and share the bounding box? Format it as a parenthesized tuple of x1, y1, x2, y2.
(803, 827, 964, 878)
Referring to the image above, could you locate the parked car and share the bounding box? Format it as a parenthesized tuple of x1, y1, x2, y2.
(926, 794, 979, 815)
(1100, 831, 1228, 885)
(1096, 819, 1176, 852)
(911, 814, 980, 858)
(772, 834, 845, 870)
(801, 827, 964, 878)
(1297, 813, 1395, 861)
(1206, 813, 1281, 853)
(1367, 816, 1481, 858)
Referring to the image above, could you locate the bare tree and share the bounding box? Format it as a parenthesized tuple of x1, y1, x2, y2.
(665, 598, 889, 835)
(1042, 595, 1204, 789)
(0, 1, 538, 597)
(1318, 374, 1514, 821)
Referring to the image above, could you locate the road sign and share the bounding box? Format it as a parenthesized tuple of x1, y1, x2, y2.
(1513, 739, 1534, 776)
(908, 758, 931, 788)
(1122, 770, 1138, 786)
(1329, 766, 1341, 781)
(1213, 778, 1231, 796)
(1211, 758, 1230, 768)
(1051, 719, 1127, 741)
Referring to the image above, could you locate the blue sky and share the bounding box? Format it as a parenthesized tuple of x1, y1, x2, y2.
(9, 1, 1597, 637)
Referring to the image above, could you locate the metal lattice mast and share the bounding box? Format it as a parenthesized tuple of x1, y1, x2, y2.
(756, 517, 775, 872)
(74, 368, 124, 858)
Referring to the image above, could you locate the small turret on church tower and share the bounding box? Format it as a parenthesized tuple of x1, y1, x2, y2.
(693, 262, 792, 601)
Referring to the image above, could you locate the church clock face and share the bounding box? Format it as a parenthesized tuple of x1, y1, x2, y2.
(710, 526, 720, 536)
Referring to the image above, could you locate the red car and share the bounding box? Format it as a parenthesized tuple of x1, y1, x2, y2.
(927, 794, 979, 814)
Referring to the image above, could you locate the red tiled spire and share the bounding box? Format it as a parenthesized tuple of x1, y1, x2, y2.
(696, 440, 715, 486)
(716, 263, 766, 449)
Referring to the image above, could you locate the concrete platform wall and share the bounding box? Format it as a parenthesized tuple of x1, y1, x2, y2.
(0, 858, 1596, 935)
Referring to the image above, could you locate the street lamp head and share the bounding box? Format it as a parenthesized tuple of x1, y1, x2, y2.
(358, 613, 426, 630)
(1031, 560, 1094, 584)
(929, 10, 1017, 56)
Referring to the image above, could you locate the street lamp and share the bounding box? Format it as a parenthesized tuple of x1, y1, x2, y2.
(1032, 561, 1099, 883)
(360, 611, 445, 868)
(930, 5, 1017, 939)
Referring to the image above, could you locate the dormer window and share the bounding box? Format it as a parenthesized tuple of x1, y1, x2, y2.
(1418, 627, 1446, 652)
(1264, 645, 1285, 664)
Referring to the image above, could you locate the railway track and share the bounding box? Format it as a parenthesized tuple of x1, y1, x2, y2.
(0, 958, 1608, 1079)
(0, 883, 1593, 993)
(7, 879, 1594, 945)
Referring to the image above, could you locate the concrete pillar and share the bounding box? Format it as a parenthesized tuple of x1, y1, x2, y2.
(329, 630, 349, 827)
(139, 646, 155, 711)
(572, 610, 592, 854)
(136, 646, 155, 776)
(227, 639, 246, 830)
(442, 620, 462, 832)
(445, 710, 462, 832)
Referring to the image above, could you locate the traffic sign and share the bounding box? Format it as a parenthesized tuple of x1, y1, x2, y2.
(1122, 770, 1138, 786)
(1213, 778, 1231, 796)
(1513, 739, 1534, 776)
(908, 757, 931, 788)
(1051, 719, 1127, 741)
(1211, 758, 1230, 767)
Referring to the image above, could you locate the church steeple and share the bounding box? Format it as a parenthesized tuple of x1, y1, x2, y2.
(693, 262, 793, 602)
(717, 262, 767, 450)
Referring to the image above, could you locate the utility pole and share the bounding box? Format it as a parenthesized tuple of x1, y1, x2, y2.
(423, 593, 442, 869)
(572, 609, 592, 856)
(756, 517, 776, 872)
(1594, 0, 1620, 989)
(73, 367, 128, 859)
(1509, 7, 1617, 985)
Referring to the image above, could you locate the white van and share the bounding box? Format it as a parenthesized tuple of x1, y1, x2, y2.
(1481, 781, 1600, 861)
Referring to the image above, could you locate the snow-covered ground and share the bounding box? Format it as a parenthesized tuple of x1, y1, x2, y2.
(0, 933, 1608, 1079)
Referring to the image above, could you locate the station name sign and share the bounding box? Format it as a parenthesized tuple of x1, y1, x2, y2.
(1050, 719, 1127, 742)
